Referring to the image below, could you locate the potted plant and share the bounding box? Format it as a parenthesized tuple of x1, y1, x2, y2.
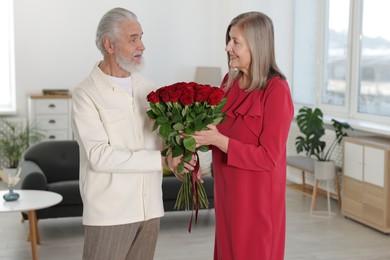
(295, 106, 352, 161)
(294, 106, 352, 180)
(0, 118, 44, 169)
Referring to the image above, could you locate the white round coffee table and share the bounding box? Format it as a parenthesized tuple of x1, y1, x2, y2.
(0, 189, 63, 260)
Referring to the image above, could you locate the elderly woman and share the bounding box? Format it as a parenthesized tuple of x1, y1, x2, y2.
(193, 11, 294, 260)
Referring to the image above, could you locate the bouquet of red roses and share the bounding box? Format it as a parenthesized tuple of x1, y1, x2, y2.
(146, 82, 226, 224)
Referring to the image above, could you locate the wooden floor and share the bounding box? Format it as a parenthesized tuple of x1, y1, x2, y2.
(0, 186, 389, 260)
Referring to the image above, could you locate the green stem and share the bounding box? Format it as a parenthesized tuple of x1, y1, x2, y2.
(174, 172, 209, 211)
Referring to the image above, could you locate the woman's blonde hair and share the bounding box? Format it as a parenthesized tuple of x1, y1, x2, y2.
(224, 12, 286, 91)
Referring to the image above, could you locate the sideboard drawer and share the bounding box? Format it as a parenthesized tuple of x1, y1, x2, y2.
(35, 115, 68, 130)
(43, 130, 69, 141)
(34, 99, 69, 114)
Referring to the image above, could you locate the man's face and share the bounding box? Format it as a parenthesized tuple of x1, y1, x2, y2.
(114, 20, 145, 73)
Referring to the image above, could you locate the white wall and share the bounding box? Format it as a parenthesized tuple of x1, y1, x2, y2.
(13, 0, 293, 116)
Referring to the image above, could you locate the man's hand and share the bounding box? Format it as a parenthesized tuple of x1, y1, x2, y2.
(165, 153, 198, 182)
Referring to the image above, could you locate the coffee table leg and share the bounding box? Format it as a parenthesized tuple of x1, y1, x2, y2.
(27, 218, 41, 244)
(26, 211, 38, 260)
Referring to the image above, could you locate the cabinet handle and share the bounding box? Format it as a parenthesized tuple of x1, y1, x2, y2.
(48, 119, 56, 124)
(48, 104, 56, 108)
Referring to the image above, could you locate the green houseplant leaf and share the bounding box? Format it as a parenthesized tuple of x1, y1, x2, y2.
(295, 106, 352, 161)
(295, 107, 325, 159)
(0, 118, 45, 168)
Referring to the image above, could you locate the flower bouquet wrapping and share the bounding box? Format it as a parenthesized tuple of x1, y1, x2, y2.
(146, 82, 226, 230)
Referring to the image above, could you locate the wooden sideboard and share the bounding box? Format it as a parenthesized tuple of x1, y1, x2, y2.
(342, 136, 390, 233)
(28, 95, 72, 140)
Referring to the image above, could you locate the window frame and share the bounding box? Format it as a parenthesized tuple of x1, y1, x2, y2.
(0, 0, 16, 115)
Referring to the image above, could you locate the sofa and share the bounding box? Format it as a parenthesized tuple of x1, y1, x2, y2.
(18, 140, 214, 221)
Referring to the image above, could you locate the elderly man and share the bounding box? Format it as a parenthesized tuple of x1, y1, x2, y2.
(72, 7, 164, 260)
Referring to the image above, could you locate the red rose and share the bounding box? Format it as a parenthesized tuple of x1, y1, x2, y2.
(181, 84, 195, 93)
(171, 82, 186, 89)
(146, 91, 160, 103)
(160, 89, 171, 102)
(155, 87, 166, 99)
(208, 87, 225, 105)
(187, 82, 198, 88)
(180, 90, 195, 106)
(170, 89, 182, 102)
(195, 84, 212, 102)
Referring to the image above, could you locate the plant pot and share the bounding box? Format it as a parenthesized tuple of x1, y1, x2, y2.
(314, 160, 336, 180)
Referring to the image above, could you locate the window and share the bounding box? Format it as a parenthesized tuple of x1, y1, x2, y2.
(357, 0, 390, 117)
(322, 0, 350, 108)
(293, 0, 390, 124)
(0, 0, 16, 114)
(292, 0, 318, 106)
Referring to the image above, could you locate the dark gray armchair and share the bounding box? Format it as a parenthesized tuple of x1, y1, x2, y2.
(18, 140, 82, 220)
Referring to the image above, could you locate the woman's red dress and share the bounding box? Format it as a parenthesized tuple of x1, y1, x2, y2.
(212, 76, 294, 260)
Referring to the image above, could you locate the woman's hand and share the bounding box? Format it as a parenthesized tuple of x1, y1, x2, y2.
(193, 124, 229, 153)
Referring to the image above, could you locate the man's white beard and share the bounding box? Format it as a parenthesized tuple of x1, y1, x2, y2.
(115, 50, 145, 74)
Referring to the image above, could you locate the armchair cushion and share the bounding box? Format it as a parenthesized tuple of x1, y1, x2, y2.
(48, 180, 81, 205)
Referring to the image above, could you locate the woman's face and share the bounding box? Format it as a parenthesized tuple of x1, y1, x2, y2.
(225, 25, 251, 74)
